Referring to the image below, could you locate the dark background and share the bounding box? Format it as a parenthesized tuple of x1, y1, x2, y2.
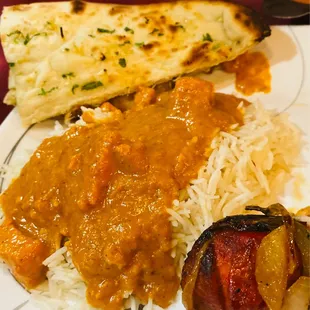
(0, 0, 309, 123)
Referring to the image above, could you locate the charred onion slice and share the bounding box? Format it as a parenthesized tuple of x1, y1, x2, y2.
(246, 204, 299, 278)
(181, 214, 285, 310)
(255, 225, 289, 310)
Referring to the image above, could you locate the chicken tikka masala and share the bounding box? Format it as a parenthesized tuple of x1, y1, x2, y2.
(0, 77, 245, 309)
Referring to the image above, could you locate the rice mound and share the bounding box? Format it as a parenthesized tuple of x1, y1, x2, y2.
(168, 103, 302, 275)
(0, 103, 302, 309)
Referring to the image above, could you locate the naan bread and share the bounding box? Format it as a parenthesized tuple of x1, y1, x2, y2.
(0, 0, 270, 125)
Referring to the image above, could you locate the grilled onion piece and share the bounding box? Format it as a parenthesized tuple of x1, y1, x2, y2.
(294, 222, 310, 277)
(255, 225, 289, 310)
(181, 204, 308, 310)
(282, 276, 310, 310)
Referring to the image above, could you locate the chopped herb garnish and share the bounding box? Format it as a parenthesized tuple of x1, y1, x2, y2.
(175, 22, 185, 31)
(124, 27, 134, 34)
(100, 53, 106, 61)
(212, 43, 220, 50)
(150, 28, 159, 35)
(97, 28, 115, 34)
(119, 40, 131, 46)
(38, 87, 57, 96)
(88, 34, 95, 38)
(158, 33, 164, 37)
(72, 84, 79, 94)
(203, 33, 213, 42)
(46, 21, 56, 29)
(115, 51, 119, 56)
(24, 32, 47, 45)
(62, 72, 75, 78)
(60, 27, 64, 39)
(36, 32, 47, 37)
(7, 30, 24, 44)
(119, 58, 126, 68)
(8, 62, 15, 68)
(7, 30, 22, 37)
(64, 48, 70, 52)
(145, 17, 150, 24)
(135, 42, 144, 48)
(23, 34, 31, 45)
(81, 81, 103, 91)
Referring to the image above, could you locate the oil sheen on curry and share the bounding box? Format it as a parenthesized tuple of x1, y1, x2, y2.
(0, 77, 245, 309)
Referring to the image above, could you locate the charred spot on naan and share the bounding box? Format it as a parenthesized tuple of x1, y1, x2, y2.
(182, 42, 212, 67)
(141, 41, 160, 51)
(10, 4, 31, 12)
(109, 6, 130, 16)
(159, 15, 167, 23)
(117, 35, 129, 42)
(231, 5, 271, 42)
(71, 0, 86, 14)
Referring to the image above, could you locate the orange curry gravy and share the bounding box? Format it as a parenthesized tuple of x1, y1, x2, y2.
(0, 77, 245, 309)
(221, 52, 271, 96)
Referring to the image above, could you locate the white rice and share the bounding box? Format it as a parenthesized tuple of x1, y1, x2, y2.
(168, 103, 302, 273)
(0, 103, 303, 309)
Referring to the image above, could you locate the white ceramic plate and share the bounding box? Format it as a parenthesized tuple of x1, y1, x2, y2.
(0, 25, 309, 310)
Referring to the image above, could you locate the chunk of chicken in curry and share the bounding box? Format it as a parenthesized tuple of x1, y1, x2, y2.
(0, 77, 246, 309)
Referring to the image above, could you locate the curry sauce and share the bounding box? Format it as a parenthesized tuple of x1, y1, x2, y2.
(222, 52, 271, 96)
(0, 77, 244, 309)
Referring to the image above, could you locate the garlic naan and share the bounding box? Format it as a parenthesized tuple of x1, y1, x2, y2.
(0, 0, 270, 125)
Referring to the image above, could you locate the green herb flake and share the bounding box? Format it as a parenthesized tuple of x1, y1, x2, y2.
(7, 30, 22, 37)
(118, 58, 127, 68)
(38, 87, 57, 96)
(88, 34, 95, 38)
(203, 33, 213, 42)
(62, 72, 75, 79)
(119, 40, 131, 46)
(64, 48, 70, 52)
(158, 33, 164, 37)
(212, 43, 220, 50)
(7, 30, 24, 44)
(24, 32, 47, 45)
(23, 34, 31, 45)
(150, 28, 159, 35)
(81, 81, 103, 91)
(175, 22, 185, 31)
(72, 84, 79, 94)
(46, 21, 56, 30)
(145, 17, 150, 24)
(135, 42, 144, 48)
(97, 28, 115, 34)
(124, 27, 134, 34)
(8, 62, 15, 68)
